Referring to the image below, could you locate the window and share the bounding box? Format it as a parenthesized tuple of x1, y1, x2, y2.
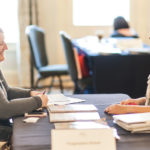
(73, 0, 130, 26)
(0, 0, 18, 43)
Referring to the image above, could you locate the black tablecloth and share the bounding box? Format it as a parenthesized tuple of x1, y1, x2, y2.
(12, 94, 150, 150)
(89, 54, 150, 98)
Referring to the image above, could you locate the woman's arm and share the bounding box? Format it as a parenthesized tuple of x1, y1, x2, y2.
(0, 70, 32, 99)
(7, 87, 31, 100)
(0, 90, 42, 119)
(120, 97, 146, 105)
(105, 104, 150, 114)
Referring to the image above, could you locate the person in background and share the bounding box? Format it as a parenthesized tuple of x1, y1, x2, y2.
(105, 75, 150, 114)
(110, 16, 139, 38)
(0, 28, 48, 142)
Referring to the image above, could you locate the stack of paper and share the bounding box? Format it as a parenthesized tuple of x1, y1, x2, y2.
(113, 112, 150, 133)
(47, 96, 101, 128)
(48, 104, 100, 123)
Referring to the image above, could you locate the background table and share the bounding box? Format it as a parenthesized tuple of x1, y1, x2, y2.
(12, 94, 150, 150)
(73, 37, 150, 98)
(89, 54, 150, 98)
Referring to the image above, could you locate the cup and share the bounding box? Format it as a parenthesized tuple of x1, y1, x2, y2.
(95, 30, 104, 41)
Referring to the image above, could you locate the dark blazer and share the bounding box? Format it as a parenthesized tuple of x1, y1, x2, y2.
(111, 30, 139, 38)
(0, 70, 42, 140)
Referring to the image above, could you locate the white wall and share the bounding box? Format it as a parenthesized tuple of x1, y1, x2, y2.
(38, 0, 150, 66)
(130, 0, 150, 44)
(38, 0, 113, 65)
(2, 0, 150, 87)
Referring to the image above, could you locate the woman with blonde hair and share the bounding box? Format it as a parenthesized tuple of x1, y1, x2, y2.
(0, 28, 48, 142)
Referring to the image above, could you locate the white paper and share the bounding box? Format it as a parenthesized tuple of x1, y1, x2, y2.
(48, 94, 85, 105)
(23, 117, 39, 123)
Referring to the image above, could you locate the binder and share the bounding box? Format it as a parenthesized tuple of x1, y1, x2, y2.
(113, 112, 150, 133)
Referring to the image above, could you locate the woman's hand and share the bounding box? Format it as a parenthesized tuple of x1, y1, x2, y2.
(30, 90, 48, 107)
(104, 104, 128, 114)
(38, 94, 48, 108)
(120, 98, 138, 105)
(120, 97, 146, 105)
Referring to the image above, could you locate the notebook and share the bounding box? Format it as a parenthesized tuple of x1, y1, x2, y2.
(113, 112, 150, 124)
(49, 112, 100, 123)
(54, 121, 108, 129)
(113, 112, 150, 133)
(48, 104, 98, 113)
(54, 121, 120, 140)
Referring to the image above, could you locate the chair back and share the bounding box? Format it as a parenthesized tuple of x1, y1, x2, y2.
(25, 25, 48, 69)
(59, 31, 78, 81)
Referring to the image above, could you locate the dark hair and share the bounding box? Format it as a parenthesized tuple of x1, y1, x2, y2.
(113, 16, 129, 30)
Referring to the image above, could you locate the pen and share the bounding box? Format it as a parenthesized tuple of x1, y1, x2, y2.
(42, 90, 46, 95)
